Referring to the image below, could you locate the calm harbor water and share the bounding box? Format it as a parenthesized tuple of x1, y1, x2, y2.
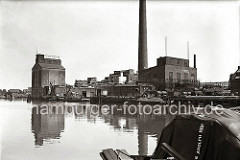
(0, 99, 174, 160)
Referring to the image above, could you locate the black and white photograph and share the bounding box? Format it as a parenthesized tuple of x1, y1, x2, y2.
(0, 0, 240, 159)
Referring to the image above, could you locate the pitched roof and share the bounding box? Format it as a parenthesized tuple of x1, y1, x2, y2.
(231, 68, 240, 80)
(33, 63, 65, 70)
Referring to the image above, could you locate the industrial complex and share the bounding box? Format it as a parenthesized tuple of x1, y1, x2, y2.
(0, 0, 238, 103)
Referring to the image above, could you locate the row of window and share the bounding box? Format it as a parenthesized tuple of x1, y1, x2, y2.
(169, 72, 195, 81)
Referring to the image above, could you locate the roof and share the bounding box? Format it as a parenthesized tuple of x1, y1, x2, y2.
(32, 63, 65, 70)
(8, 89, 22, 93)
(230, 67, 240, 80)
(159, 56, 188, 61)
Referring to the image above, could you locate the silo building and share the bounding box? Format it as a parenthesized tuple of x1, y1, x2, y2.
(32, 54, 65, 98)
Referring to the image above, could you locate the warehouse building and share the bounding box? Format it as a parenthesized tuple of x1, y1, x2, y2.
(32, 54, 65, 98)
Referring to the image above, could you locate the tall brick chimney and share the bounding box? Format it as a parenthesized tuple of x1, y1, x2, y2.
(194, 54, 196, 68)
(138, 0, 148, 79)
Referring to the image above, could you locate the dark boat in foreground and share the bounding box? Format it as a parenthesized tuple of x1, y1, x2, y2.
(100, 107, 240, 160)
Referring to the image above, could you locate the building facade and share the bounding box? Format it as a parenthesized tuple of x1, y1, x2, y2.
(32, 54, 65, 98)
(123, 69, 138, 84)
(74, 77, 97, 87)
(87, 77, 97, 86)
(140, 56, 198, 90)
(72, 87, 96, 98)
(103, 69, 138, 85)
(74, 80, 88, 87)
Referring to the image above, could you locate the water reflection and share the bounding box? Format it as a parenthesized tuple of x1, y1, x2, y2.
(31, 104, 65, 146)
(31, 102, 174, 155)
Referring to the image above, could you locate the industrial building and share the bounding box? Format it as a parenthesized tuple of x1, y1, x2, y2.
(74, 80, 88, 87)
(123, 69, 138, 84)
(140, 56, 198, 90)
(102, 69, 138, 85)
(32, 54, 65, 98)
(137, 0, 198, 91)
(74, 77, 97, 87)
(72, 86, 96, 98)
(87, 77, 97, 86)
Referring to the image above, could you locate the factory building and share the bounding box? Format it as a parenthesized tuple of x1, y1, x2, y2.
(32, 54, 65, 98)
(140, 55, 197, 90)
(102, 69, 138, 85)
(123, 69, 138, 84)
(74, 80, 88, 87)
(137, 0, 198, 91)
(229, 66, 240, 95)
(74, 77, 97, 87)
(109, 71, 123, 84)
(87, 77, 97, 86)
(72, 87, 96, 98)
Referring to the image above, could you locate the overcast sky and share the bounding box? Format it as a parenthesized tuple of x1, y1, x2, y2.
(0, 0, 239, 89)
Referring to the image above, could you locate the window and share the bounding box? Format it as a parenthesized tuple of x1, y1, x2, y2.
(191, 74, 195, 80)
(177, 73, 181, 82)
(184, 73, 188, 80)
(169, 72, 173, 81)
